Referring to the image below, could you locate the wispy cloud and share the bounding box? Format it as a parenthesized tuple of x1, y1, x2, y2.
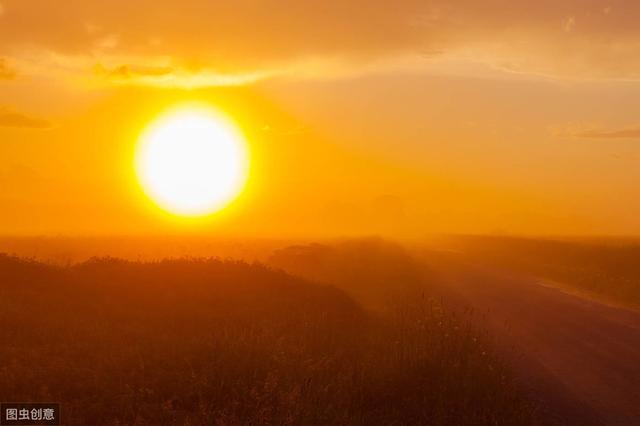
(572, 127, 640, 139)
(5, 1, 640, 84)
(94, 63, 174, 80)
(0, 107, 50, 129)
(93, 62, 270, 88)
(556, 123, 640, 140)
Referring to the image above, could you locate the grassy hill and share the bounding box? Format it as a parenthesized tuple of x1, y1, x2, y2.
(0, 253, 533, 425)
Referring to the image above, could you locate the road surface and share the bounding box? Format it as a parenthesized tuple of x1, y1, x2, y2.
(427, 255, 640, 426)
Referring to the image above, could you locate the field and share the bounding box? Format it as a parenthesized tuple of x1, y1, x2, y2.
(0, 242, 534, 425)
(441, 236, 640, 308)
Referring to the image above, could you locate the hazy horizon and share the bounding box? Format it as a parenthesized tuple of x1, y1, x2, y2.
(3, 2, 640, 424)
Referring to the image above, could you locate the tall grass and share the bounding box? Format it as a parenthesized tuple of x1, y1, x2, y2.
(0, 254, 533, 425)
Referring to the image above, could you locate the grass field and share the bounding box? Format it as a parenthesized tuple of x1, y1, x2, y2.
(444, 236, 640, 308)
(0, 249, 533, 425)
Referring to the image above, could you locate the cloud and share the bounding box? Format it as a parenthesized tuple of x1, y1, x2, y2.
(0, 58, 15, 79)
(3, 0, 640, 84)
(94, 63, 174, 80)
(0, 107, 50, 129)
(0, 0, 427, 73)
(572, 126, 640, 139)
(555, 121, 640, 139)
(92, 62, 270, 88)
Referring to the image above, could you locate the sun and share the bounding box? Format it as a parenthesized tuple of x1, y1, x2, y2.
(135, 106, 249, 217)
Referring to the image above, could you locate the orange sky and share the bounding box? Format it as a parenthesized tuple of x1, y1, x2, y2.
(1, 0, 640, 237)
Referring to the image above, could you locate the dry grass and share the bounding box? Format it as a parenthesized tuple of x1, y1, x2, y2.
(0, 253, 533, 425)
(447, 236, 640, 307)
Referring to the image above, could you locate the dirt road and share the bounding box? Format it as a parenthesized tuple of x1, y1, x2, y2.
(428, 256, 640, 426)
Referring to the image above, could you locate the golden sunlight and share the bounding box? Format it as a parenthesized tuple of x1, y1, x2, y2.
(135, 106, 249, 217)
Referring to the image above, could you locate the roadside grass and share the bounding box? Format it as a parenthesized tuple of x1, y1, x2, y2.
(445, 236, 640, 308)
(0, 254, 533, 425)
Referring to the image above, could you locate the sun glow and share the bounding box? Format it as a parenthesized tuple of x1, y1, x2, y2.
(135, 106, 249, 217)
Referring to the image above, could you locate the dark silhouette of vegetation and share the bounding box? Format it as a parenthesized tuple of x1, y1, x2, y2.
(269, 238, 430, 310)
(0, 250, 533, 425)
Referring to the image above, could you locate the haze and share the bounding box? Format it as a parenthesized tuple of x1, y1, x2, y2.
(3, 3, 640, 425)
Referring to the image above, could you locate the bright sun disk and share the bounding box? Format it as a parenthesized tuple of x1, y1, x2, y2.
(135, 106, 249, 217)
